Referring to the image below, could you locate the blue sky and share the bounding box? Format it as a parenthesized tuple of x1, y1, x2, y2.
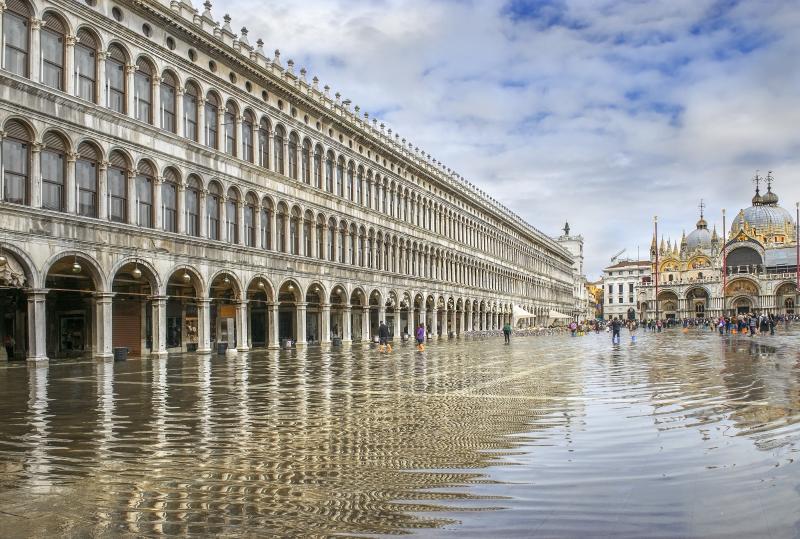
(220, 0, 800, 277)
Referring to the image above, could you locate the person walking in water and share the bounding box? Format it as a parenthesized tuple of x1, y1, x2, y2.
(378, 320, 391, 352)
(503, 321, 512, 344)
(611, 316, 622, 344)
(415, 323, 426, 352)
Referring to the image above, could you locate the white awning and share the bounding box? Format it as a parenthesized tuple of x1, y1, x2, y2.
(548, 310, 572, 319)
(512, 305, 535, 319)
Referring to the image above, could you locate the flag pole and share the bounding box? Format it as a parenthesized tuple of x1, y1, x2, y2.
(654, 215, 659, 321)
(796, 202, 799, 307)
(722, 209, 727, 317)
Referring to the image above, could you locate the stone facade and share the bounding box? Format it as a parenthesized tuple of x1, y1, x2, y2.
(0, 0, 574, 361)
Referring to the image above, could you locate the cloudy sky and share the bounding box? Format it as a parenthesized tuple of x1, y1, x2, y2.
(221, 0, 800, 278)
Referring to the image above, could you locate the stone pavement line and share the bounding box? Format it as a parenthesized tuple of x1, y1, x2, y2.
(452, 357, 579, 396)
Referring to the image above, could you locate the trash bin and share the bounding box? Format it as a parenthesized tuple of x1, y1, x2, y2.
(332, 337, 342, 346)
(113, 347, 128, 361)
(216, 342, 228, 355)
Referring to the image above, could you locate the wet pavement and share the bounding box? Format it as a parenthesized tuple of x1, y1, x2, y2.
(0, 328, 799, 537)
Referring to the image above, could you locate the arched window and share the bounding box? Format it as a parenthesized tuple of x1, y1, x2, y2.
(313, 145, 322, 188)
(185, 175, 201, 237)
(276, 204, 287, 252)
(288, 133, 298, 180)
(336, 156, 344, 197)
(134, 58, 154, 123)
(226, 188, 238, 243)
(162, 168, 179, 232)
(160, 71, 177, 133)
(303, 211, 313, 256)
(261, 198, 273, 250)
(349, 226, 356, 264)
(242, 111, 254, 163)
(183, 82, 199, 141)
(135, 161, 155, 227)
(258, 118, 270, 168)
(327, 218, 336, 260)
(301, 139, 311, 184)
(204, 92, 219, 149)
(75, 29, 98, 102)
(273, 125, 285, 174)
(365, 173, 372, 208)
(41, 131, 66, 212)
(316, 216, 325, 260)
(356, 166, 363, 205)
(2, 119, 30, 205)
(325, 151, 334, 192)
(244, 193, 256, 247)
(106, 45, 127, 113)
(367, 233, 374, 269)
(107, 150, 128, 223)
(224, 101, 237, 156)
(206, 182, 221, 240)
(338, 222, 346, 263)
(290, 207, 300, 255)
(76, 141, 99, 217)
(3, 0, 31, 77)
(41, 13, 65, 90)
(346, 162, 354, 201)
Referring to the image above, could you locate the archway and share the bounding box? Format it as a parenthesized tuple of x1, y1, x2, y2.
(329, 285, 347, 342)
(368, 289, 382, 340)
(732, 296, 753, 315)
(111, 260, 157, 357)
(165, 267, 204, 353)
(0, 246, 34, 360)
(305, 284, 322, 343)
(277, 280, 300, 344)
(209, 272, 242, 352)
(775, 282, 796, 315)
(246, 276, 273, 348)
(44, 254, 101, 359)
(351, 288, 367, 342)
(686, 287, 709, 318)
(426, 295, 436, 337)
(385, 291, 398, 340)
(726, 279, 759, 315)
(657, 291, 679, 320)
(399, 292, 412, 338)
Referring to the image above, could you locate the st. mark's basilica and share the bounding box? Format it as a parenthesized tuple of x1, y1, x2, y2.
(641, 173, 799, 320)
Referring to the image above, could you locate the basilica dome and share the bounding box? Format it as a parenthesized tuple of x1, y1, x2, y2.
(685, 218, 712, 250)
(732, 186, 794, 231)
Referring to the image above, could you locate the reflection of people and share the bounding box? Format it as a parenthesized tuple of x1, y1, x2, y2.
(3, 334, 14, 360)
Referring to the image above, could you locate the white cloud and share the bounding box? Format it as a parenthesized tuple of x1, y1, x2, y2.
(218, 0, 800, 277)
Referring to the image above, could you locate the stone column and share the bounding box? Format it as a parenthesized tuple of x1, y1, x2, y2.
(199, 189, 208, 237)
(93, 292, 114, 360)
(26, 289, 48, 362)
(153, 176, 163, 230)
(29, 18, 42, 83)
(236, 300, 249, 351)
(151, 295, 168, 358)
(466, 308, 472, 333)
(216, 109, 225, 151)
(310, 220, 318, 258)
(282, 213, 290, 253)
(151, 77, 160, 126)
(393, 310, 401, 340)
(177, 182, 186, 234)
(419, 308, 427, 335)
(236, 201, 245, 245)
(268, 303, 280, 349)
(270, 211, 277, 252)
(296, 302, 307, 345)
(97, 161, 108, 220)
(432, 308, 439, 338)
(97, 51, 107, 107)
(320, 303, 331, 343)
(363, 307, 371, 342)
(458, 309, 465, 336)
(65, 35, 76, 95)
(65, 152, 77, 214)
(126, 170, 137, 225)
(175, 87, 185, 137)
(342, 306, 352, 343)
(253, 203, 262, 248)
(125, 64, 137, 117)
(30, 143, 42, 208)
(234, 115, 243, 158)
(197, 298, 212, 353)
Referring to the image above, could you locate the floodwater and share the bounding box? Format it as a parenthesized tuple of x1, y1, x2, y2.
(0, 329, 799, 538)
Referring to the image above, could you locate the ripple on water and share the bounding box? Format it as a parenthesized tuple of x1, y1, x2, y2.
(0, 328, 799, 537)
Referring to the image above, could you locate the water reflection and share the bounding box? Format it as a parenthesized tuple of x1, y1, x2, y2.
(0, 330, 797, 536)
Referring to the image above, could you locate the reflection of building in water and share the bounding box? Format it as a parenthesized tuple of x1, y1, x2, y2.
(642, 174, 798, 319)
(0, 0, 574, 362)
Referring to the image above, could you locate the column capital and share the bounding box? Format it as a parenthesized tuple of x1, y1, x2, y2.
(198, 297, 212, 306)
(30, 18, 43, 30)
(65, 35, 77, 47)
(97, 51, 109, 61)
(25, 288, 49, 297)
(66, 151, 78, 163)
(176, 87, 185, 96)
(31, 142, 43, 153)
(237, 299, 249, 306)
(98, 160, 109, 171)
(149, 295, 168, 302)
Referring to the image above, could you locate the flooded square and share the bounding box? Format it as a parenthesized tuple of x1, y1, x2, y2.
(0, 329, 799, 537)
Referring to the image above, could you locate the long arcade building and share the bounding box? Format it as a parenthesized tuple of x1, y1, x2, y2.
(0, 0, 574, 361)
